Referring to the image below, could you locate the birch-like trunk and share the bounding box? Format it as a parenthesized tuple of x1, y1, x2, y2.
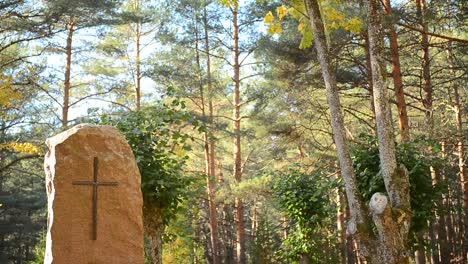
(304, 0, 374, 259)
(367, 0, 412, 262)
(363, 33, 376, 120)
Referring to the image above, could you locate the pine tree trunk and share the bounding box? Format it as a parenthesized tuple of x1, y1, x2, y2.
(251, 199, 257, 242)
(195, 10, 219, 263)
(217, 160, 233, 263)
(428, 220, 440, 264)
(447, 42, 467, 264)
(382, 0, 410, 142)
(415, 232, 426, 264)
(204, 5, 220, 262)
(453, 64, 467, 264)
(231, 5, 246, 264)
(204, 0, 218, 227)
(363, 33, 376, 120)
(432, 168, 450, 263)
(415, 0, 432, 129)
(62, 17, 74, 130)
(133, 0, 141, 111)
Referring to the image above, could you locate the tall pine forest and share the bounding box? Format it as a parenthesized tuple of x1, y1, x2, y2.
(0, 0, 467, 263)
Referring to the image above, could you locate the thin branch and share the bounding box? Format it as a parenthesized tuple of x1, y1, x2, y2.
(1, 154, 41, 173)
(69, 87, 118, 107)
(90, 98, 133, 111)
(397, 23, 468, 45)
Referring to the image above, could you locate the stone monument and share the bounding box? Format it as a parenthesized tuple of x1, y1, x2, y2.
(44, 124, 144, 264)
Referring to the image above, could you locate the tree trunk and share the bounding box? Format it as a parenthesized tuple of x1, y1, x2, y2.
(337, 185, 346, 264)
(428, 220, 440, 264)
(453, 63, 467, 264)
(415, 0, 432, 129)
(366, 0, 411, 262)
(414, 232, 426, 264)
(345, 206, 356, 264)
(304, 0, 374, 260)
(133, 0, 141, 111)
(432, 168, 450, 263)
(195, 10, 219, 263)
(299, 254, 310, 264)
(363, 33, 376, 120)
(231, 5, 246, 264)
(204, 5, 220, 263)
(297, 144, 305, 159)
(62, 17, 74, 130)
(144, 206, 164, 264)
(382, 0, 410, 142)
(447, 42, 467, 264)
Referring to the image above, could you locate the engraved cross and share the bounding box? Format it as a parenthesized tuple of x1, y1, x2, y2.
(72, 157, 118, 240)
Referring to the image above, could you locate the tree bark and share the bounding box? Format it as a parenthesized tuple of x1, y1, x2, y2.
(195, 9, 219, 263)
(415, 0, 432, 129)
(204, 5, 220, 263)
(133, 0, 141, 111)
(304, 0, 374, 260)
(433, 168, 450, 263)
(366, 0, 411, 262)
(144, 206, 164, 264)
(382, 0, 410, 142)
(231, 5, 246, 264)
(363, 33, 376, 120)
(447, 42, 468, 263)
(428, 220, 440, 264)
(414, 232, 426, 264)
(337, 182, 346, 264)
(62, 17, 74, 130)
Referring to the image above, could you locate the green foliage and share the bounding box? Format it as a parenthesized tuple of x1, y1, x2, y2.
(162, 180, 206, 264)
(44, 0, 123, 27)
(270, 165, 340, 262)
(272, 166, 336, 226)
(101, 88, 201, 224)
(28, 233, 46, 264)
(0, 157, 46, 263)
(263, 0, 362, 49)
(351, 134, 442, 238)
(249, 212, 283, 264)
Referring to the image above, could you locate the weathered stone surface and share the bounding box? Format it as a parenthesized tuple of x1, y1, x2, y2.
(44, 124, 144, 264)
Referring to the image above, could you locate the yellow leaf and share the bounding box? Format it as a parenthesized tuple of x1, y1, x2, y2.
(267, 21, 282, 35)
(218, 0, 238, 8)
(298, 21, 305, 33)
(276, 6, 288, 20)
(344, 17, 362, 33)
(264, 11, 274, 24)
(0, 142, 42, 155)
(0, 73, 21, 107)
